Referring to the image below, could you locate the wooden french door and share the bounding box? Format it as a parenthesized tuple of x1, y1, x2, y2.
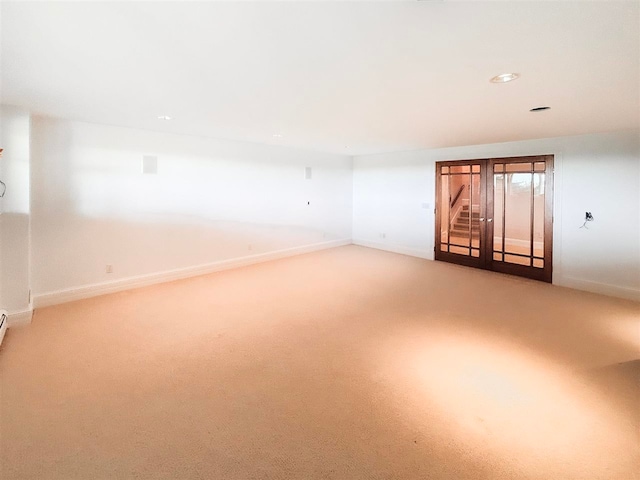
(435, 155, 553, 282)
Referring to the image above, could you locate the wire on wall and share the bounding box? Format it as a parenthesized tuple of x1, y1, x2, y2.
(579, 211, 594, 229)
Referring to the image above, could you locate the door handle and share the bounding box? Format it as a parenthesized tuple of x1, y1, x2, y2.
(487, 218, 493, 223)
(479, 217, 485, 221)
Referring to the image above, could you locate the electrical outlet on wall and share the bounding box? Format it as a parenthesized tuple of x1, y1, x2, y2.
(106, 264, 113, 274)
(380, 233, 386, 239)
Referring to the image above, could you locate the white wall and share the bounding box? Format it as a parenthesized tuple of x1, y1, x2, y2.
(15, 117, 640, 307)
(353, 130, 640, 301)
(31, 117, 353, 305)
(0, 105, 32, 318)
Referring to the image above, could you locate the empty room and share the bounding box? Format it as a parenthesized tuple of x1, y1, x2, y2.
(1, 1, 639, 479)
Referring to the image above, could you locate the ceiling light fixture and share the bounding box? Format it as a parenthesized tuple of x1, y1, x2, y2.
(530, 106, 550, 112)
(157, 115, 172, 120)
(490, 73, 519, 84)
(272, 134, 283, 138)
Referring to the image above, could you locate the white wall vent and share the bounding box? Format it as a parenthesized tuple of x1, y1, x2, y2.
(142, 155, 158, 174)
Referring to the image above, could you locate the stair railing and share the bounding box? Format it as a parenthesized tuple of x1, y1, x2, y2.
(450, 184, 465, 208)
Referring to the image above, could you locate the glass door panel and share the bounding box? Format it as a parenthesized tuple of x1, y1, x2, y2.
(504, 170, 533, 265)
(533, 173, 545, 261)
(470, 171, 481, 256)
(448, 171, 470, 250)
(435, 161, 485, 268)
(439, 171, 450, 251)
(493, 171, 504, 259)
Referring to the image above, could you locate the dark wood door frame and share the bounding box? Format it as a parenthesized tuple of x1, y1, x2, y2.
(434, 155, 554, 283)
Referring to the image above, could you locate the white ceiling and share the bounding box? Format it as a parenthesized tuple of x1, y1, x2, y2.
(1, 1, 638, 156)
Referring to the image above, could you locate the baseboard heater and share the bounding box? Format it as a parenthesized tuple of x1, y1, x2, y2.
(0, 310, 7, 347)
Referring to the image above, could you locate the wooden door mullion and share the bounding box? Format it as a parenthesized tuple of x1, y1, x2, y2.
(529, 164, 535, 267)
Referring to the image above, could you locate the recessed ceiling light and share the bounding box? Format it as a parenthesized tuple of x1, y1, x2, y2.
(490, 73, 520, 84)
(157, 115, 171, 120)
(530, 106, 551, 112)
(272, 134, 283, 138)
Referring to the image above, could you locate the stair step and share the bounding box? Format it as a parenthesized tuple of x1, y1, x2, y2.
(451, 226, 480, 231)
(449, 234, 480, 240)
(453, 221, 480, 228)
(450, 229, 480, 237)
(451, 204, 481, 239)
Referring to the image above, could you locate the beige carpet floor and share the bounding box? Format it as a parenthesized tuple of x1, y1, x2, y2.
(1, 245, 639, 479)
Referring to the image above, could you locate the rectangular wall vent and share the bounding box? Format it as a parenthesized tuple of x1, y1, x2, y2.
(142, 155, 158, 175)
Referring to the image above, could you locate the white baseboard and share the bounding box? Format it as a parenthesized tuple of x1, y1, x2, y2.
(557, 276, 640, 302)
(0, 311, 7, 347)
(9, 307, 34, 327)
(353, 238, 433, 260)
(0, 307, 33, 347)
(353, 239, 638, 302)
(34, 239, 351, 308)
